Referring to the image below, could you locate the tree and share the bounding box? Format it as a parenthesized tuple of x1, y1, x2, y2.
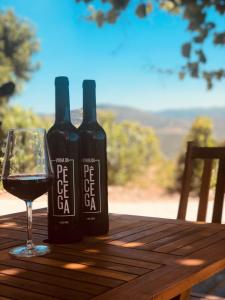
(75, 0, 225, 89)
(0, 10, 40, 142)
(99, 111, 161, 184)
(0, 105, 52, 178)
(173, 116, 215, 194)
(1, 105, 51, 132)
(0, 10, 40, 97)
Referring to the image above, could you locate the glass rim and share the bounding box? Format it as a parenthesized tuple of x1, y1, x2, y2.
(8, 128, 46, 133)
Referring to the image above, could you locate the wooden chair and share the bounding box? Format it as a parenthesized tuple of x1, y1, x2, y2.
(176, 141, 225, 300)
(178, 141, 225, 223)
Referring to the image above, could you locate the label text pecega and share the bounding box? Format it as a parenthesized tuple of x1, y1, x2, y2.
(84, 164, 97, 211)
(57, 164, 70, 214)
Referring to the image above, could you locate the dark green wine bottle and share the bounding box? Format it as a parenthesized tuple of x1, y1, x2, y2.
(47, 76, 82, 243)
(78, 80, 109, 236)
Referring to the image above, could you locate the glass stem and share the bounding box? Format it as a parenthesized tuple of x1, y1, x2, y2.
(26, 200, 33, 250)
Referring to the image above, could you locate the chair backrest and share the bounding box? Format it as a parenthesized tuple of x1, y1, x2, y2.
(177, 141, 225, 223)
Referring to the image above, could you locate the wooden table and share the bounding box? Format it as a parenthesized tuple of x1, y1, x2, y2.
(0, 209, 225, 300)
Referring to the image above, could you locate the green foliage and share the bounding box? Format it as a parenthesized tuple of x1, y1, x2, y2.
(0, 105, 51, 177)
(1, 105, 50, 133)
(6, 130, 48, 175)
(185, 117, 215, 147)
(76, 0, 225, 89)
(0, 10, 39, 95)
(98, 111, 161, 185)
(173, 116, 216, 194)
(0, 10, 41, 185)
(133, 157, 175, 190)
(153, 158, 175, 189)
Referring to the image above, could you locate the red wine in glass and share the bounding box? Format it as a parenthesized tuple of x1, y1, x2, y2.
(3, 175, 53, 201)
(1, 128, 54, 257)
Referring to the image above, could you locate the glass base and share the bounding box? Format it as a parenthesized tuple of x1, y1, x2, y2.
(9, 244, 50, 257)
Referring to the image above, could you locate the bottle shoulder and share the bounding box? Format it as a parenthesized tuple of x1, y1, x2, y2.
(48, 122, 77, 133)
(47, 122, 79, 140)
(78, 122, 106, 136)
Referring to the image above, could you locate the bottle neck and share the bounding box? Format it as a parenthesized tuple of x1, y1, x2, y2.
(83, 87, 97, 123)
(55, 84, 71, 124)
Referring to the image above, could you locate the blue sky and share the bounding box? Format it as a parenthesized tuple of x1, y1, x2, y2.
(1, 0, 225, 113)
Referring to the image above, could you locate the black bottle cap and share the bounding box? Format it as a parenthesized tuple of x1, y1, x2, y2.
(83, 80, 96, 89)
(55, 76, 69, 85)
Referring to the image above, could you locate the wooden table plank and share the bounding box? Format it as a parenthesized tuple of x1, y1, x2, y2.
(48, 252, 150, 275)
(93, 239, 225, 300)
(0, 283, 56, 300)
(61, 241, 177, 265)
(0, 240, 23, 251)
(122, 223, 193, 249)
(108, 223, 177, 246)
(106, 221, 161, 241)
(154, 227, 221, 254)
(20, 256, 138, 281)
(135, 224, 199, 250)
(0, 261, 108, 296)
(171, 230, 225, 256)
(53, 245, 159, 269)
(1, 209, 225, 300)
(0, 272, 91, 300)
(0, 296, 11, 300)
(0, 258, 122, 289)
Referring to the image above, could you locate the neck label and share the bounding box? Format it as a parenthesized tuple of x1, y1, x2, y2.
(52, 158, 75, 217)
(81, 158, 101, 214)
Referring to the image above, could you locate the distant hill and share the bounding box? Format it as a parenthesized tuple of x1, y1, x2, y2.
(60, 104, 225, 159)
(97, 105, 225, 158)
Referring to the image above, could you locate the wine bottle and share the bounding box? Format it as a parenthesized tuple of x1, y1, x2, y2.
(47, 76, 82, 243)
(78, 80, 109, 235)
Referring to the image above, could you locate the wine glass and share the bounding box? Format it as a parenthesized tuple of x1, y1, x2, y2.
(1, 128, 54, 257)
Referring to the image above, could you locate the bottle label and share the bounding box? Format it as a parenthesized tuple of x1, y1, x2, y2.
(51, 158, 75, 217)
(81, 158, 101, 214)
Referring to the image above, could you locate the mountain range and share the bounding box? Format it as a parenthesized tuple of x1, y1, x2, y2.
(69, 104, 225, 158)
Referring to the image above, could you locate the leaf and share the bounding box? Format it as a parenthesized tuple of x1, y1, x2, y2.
(188, 62, 199, 78)
(146, 2, 153, 14)
(106, 9, 119, 24)
(196, 49, 206, 63)
(203, 71, 210, 80)
(160, 1, 175, 12)
(206, 22, 215, 30)
(113, 0, 129, 10)
(95, 11, 104, 27)
(214, 32, 225, 45)
(207, 80, 212, 90)
(136, 4, 145, 18)
(193, 28, 208, 43)
(215, 70, 225, 80)
(216, 4, 225, 15)
(194, 35, 205, 43)
(179, 71, 185, 80)
(203, 72, 213, 89)
(136, 3, 153, 18)
(188, 21, 200, 31)
(182, 43, 191, 58)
